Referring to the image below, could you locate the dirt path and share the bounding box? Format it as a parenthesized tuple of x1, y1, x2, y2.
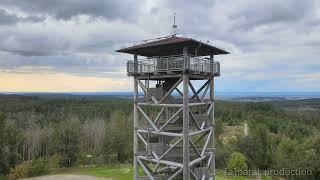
(22, 174, 112, 180)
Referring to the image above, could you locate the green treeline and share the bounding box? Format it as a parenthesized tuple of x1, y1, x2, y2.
(0, 95, 133, 175)
(0, 95, 319, 179)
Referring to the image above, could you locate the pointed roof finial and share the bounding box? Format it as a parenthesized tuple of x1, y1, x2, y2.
(172, 12, 177, 36)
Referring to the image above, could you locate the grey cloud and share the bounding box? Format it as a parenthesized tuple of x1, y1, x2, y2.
(0, 0, 318, 92)
(153, 0, 318, 51)
(0, 48, 52, 56)
(0, 52, 125, 76)
(229, 0, 316, 30)
(0, 8, 44, 25)
(0, 31, 70, 56)
(1, 0, 142, 21)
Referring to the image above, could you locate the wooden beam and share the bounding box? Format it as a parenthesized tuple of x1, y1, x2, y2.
(189, 111, 201, 130)
(159, 108, 183, 131)
(154, 107, 165, 124)
(183, 73, 190, 180)
(159, 77, 183, 104)
(138, 103, 183, 108)
(190, 102, 212, 107)
(138, 156, 183, 168)
(201, 129, 213, 156)
(189, 128, 212, 136)
(201, 81, 210, 100)
(136, 79, 147, 94)
(137, 106, 159, 131)
(175, 87, 183, 96)
(137, 129, 183, 137)
(189, 80, 201, 102)
(133, 77, 139, 180)
(209, 75, 215, 177)
(189, 139, 201, 157)
(159, 137, 183, 160)
(137, 132, 147, 148)
(191, 79, 210, 99)
(194, 130, 210, 145)
(189, 168, 198, 180)
(137, 158, 155, 180)
(168, 168, 183, 180)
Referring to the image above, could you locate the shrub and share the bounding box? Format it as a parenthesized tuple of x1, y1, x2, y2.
(227, 152, 248, 173)
(105, 153, 118, 164)
(49, 154, 62, 168)
(95, 155, 105, 165)
(8, 164, 28, 180)
(28, 159, 49, 177)
(8, 159, 49, 179)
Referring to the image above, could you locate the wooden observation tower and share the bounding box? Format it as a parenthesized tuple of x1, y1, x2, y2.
(116, 34, 229, 179)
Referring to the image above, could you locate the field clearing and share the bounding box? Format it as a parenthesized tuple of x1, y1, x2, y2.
(50, 165, 134, 180)
(23, 174, 110, 180)
(0, 165, 274, 180)
(48, 165, 272, 180)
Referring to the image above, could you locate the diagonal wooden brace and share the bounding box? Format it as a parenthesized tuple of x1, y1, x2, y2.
(137, 106, 159, 131)
(189, 80, 201, 102)
(191, 79, 210, 99)
(159, 108, 183, 131)
(159, 77, 183, 104)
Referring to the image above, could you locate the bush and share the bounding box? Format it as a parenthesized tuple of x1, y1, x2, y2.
(8, 160, 49, 179)
(28, 159, 49, 177)
(95, 155, 105, 165)
(105, 153, 118, 164)
(8, 164, 28, 180)
(49, 154, 62, 168)
(227, 152, 248, 172)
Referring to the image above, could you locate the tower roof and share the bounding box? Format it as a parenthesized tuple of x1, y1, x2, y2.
(116, 36, 229, 57)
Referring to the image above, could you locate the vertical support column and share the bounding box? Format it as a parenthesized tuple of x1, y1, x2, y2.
(183, 73, 190, 180)
(133, 77, 139, 180)
(183, 47, 189, 71)
(145, 79, 149, 102)
(134, 54, 138, 73)
(183, 46, 190, 180)
(209, 55, 215, 180)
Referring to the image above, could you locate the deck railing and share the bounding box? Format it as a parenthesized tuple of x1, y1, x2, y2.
(127, 55, 220, 75)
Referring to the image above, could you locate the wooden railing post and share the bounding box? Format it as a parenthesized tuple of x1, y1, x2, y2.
(134, 54, 138, 73)
(183, 47, 189, 71)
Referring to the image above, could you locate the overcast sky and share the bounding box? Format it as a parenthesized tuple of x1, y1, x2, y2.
(0, 0, 319, 92)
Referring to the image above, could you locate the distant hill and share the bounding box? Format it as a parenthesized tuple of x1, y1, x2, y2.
(1, 91, 320, 101)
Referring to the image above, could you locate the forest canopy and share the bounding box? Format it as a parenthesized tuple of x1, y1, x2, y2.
(0, 95, 319, 179)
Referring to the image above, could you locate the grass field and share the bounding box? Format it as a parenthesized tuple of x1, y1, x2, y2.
(0, 164, 273, 180)
(49, 165, 273, 180)
(50, 165, 134, 180)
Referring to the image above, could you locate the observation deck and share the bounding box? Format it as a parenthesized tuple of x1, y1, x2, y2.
(117, 35, 228, 80)
(127, 55, 220, 77)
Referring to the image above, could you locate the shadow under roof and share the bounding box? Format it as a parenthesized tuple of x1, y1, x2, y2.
(116, 36, 229, 57)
